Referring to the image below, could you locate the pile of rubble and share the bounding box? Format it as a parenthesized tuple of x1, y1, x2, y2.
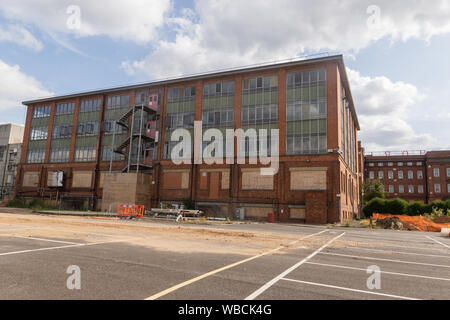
(376, 217, 420, 231)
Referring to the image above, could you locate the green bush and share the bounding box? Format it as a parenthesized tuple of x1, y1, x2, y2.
(5, 199, 28, 208)
(384, 198, 409, 215)
(363, 197, 386, 217)
(407, 202, 427, 216)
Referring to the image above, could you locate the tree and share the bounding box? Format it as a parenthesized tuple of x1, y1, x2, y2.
(362, 179, 386, 203)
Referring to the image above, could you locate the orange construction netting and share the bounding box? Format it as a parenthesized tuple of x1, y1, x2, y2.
(373, 213, 450, 232)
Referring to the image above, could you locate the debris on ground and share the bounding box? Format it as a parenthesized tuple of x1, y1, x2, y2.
(376, 217, 404, 230)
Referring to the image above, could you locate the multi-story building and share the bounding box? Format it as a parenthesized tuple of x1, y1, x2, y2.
(15, 55, 362, 223)
(364, 150, 450, 203)
(0, 124, 24, 200)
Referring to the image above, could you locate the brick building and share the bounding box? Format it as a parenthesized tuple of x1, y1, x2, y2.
(364, 150, 450, 203)
(15, 55, 362, 223)
(0, 124, 24, 200)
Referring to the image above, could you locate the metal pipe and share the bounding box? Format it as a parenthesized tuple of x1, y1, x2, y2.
(128, 106, 135, 173)
(109, 120, 116, 173)
(137, 105, 144, 173)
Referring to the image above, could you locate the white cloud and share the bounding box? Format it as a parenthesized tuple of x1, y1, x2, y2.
(0, 24, 43, 51)
(347, 68, 436, 151)
(121, 0, 450, 78)
(0, 60, 53, 112)
(0, 0, 172, 44)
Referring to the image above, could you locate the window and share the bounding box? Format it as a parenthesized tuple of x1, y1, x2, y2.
(408, 170, 414, 179)
(27, 149, 45, 163)
(33, 105, 51, 118)
(165, 86, 196, 159)
(399, 185, 404, 193)
(203, 81, 234, 98)
(407, 162, 413, 166)
(50, 148, 70, 163)
(369, 171, 374, 179)
(398, 162, 403, 166)
(408, 185, 414, 193)
(418, 185, 424, 193)
(77, 122, 98, 136)
(106, 95, 130, 110)
(286, 69, 326, 155)
(80, 98, 101, 113)
(434, 184, 441, 193)
(74, 147, 96, 162)
(378, 163, 383, 167)
(378, 171, 384, 179)
(167, 86, 196, 102)
(398, 170, 404, 179)
(202, 109, 234, 127)
(369, 163, 374, 167)
(30, 126, 48, 140)
(416, 162, 422, 166)
(55, 102, 75, 115)
(417, 170, 423, 179)
(389, 185, 394, 193)
(52, 124, 72, 139)
(448, 184, 450, 193)
(447, 168, 450, 177)
(388, 162, 393, 167)
(388, 171, 394, 179)
(101, 146, 124, 162)
(103, 120, 126, 135)
(433, 168, 440, 177)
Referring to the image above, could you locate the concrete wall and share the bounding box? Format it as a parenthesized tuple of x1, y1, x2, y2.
(101, 172, 152, 213)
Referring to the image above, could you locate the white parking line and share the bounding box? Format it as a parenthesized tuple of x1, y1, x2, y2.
(280, 278, 420, 300)
(330, 246, 450, 259)
(426, 236, 450, 249)
(145, 229, 329, 300)
(319, 252, 450, 268)
(305, 262, 450, 281)
(0, 238, 137, 257)
(245, 232, 345, 300)
(13, 235, 82, 245)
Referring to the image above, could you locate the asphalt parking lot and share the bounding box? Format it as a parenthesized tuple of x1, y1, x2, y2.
(0, 212, 449, 300)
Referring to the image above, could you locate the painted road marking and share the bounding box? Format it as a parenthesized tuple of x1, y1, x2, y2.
(0, 238, 138, 257)
(426, 236, 450, 249)
(245, 232, 345, 300)
(330, 245, 450, 259)
(319, 252, 450, 268)
(280, 278, 421, 300)
(13, 235, 82, 245)
(145, 229, 329, 300)
(305, 262, 450, 281)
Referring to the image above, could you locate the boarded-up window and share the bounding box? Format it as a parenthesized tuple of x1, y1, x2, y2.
(163, 170, 189, 189)
(290, 208, 306, 219)
(290, 168, 327, 191)
(72, 171, 92, 188)
(181, 171, 189, 189)
(23, 171, 39, 187)
(242, 169, 273, 190)
(221, 171, 230, 189)
(244, 206, 273, 218)
(199, 171, 208, 190)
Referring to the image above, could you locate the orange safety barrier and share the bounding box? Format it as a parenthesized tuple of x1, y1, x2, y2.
(373, 213, 450, 232)
(117, 204, 145, 218)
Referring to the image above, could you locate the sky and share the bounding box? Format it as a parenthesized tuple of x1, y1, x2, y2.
(0, 0, 449, 152)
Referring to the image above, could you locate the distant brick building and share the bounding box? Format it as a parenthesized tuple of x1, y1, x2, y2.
(364, 150, 450, 203)
(15, 55, 362, 223)
(0, 124, 24, 200)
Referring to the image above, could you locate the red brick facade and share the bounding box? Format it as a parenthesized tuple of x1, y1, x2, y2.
(15, 55, 362, 224)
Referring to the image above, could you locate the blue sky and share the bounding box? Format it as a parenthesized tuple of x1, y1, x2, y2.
(0, 0, 449, 151)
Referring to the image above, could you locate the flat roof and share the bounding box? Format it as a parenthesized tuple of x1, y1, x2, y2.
(22, 54, 359, 129)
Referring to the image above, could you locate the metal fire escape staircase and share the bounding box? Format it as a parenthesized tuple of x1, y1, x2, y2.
(109, 103, 159, 173)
